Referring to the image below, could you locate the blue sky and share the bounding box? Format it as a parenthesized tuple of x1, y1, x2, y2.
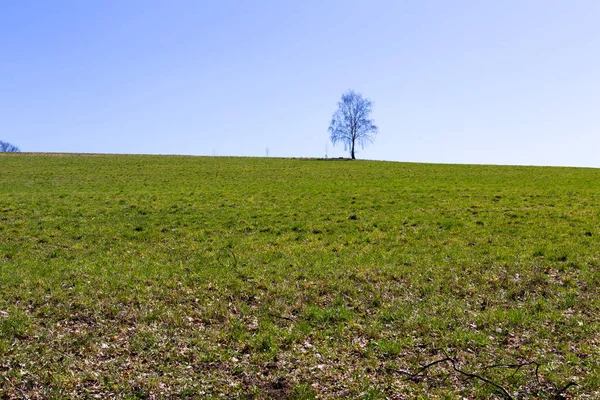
(2, 1, 599, 166)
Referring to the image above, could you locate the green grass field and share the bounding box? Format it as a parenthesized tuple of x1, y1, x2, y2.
(1, 154, 599, 399)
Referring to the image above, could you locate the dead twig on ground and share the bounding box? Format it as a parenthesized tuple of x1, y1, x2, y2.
(385, 350, 578, 400)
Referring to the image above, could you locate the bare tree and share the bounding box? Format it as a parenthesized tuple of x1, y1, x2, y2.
(0, 141, 20, 152)
(328, 90, 378, 159)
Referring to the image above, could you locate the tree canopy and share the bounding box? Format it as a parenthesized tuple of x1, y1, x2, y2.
(328, 90, 378, 159)
(0, 141, 20, 152)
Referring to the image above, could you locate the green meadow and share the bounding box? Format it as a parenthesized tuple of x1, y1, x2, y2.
(0, 154, 598, 399)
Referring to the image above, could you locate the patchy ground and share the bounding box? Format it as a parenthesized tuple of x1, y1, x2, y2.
(1, 155, 599, 398)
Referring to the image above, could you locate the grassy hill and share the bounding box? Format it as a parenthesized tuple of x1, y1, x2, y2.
(1, 154, 598, 398)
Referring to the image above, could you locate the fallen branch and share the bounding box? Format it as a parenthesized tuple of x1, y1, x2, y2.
(385, 351, 578, 400)
(442, 350, 513, 400)
(266, 312, 295, 322)
(555, 381, 578, 399)
(413, 356, 453, 377)
(482, 360, 541, 382)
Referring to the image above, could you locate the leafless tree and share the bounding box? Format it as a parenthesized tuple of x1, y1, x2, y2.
(0, 141, 20, 152)
(328, 90, 378, 159)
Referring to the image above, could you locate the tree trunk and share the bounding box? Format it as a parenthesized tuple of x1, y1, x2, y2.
(351, 147, 355, 159)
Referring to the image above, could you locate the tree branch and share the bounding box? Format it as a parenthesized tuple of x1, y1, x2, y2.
(384, 351, 578, 400)
(555, 381, 578, 398)
(442, 350, 514, 400)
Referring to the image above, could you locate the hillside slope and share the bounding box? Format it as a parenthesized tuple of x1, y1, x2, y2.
(1, 154, 598, 398)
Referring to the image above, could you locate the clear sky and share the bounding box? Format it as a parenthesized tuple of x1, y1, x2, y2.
(2, 1, 599, 167)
